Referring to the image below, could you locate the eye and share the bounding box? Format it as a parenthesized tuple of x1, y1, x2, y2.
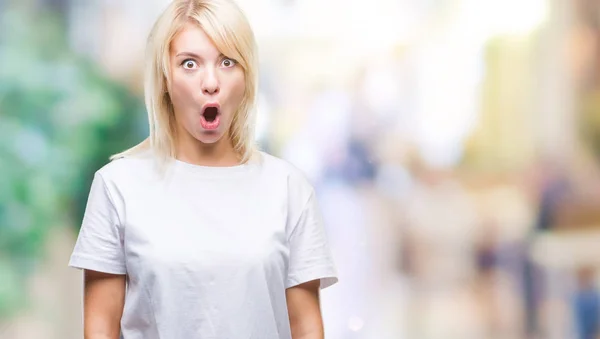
(220, 58, 237, 68)
(182, 59, 198, 69)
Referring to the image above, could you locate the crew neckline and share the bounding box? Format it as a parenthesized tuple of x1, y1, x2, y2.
(170, 153, 262, 178)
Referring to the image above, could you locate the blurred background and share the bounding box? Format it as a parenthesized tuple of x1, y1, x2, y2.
(2, 0, 600, 338)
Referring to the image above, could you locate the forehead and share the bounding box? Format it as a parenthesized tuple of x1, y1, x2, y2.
(170, 22, 219, 58)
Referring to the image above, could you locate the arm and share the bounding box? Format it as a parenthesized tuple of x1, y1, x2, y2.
(84, 269, 126, 339)
(286, 279, 324, 339)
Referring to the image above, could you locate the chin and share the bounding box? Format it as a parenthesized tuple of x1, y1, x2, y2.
(194, 130, 227, 145)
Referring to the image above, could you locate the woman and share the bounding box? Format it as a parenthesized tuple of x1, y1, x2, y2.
(68, 0, 338, 338)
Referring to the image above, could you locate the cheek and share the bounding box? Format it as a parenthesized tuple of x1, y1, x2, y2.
(170, 75, 196, 112)
(227, 73, 246, 107)
(234, 80, 246, 101)
(229, 69, 246, 100)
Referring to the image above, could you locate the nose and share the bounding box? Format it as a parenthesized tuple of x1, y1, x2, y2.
(201, 67, 220, 95)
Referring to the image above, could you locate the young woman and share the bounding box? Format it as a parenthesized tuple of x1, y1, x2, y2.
(68, 1, 338, 338)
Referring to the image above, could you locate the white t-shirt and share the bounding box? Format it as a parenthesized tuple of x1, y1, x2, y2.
(68, 150, 338, 339)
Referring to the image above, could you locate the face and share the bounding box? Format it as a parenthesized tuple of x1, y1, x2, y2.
(168, 22, 246, 147)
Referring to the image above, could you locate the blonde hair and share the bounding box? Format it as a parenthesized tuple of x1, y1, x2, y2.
(111, 0, 259, 165)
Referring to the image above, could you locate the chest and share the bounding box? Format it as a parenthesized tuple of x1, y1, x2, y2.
(121, 181, 290, 278)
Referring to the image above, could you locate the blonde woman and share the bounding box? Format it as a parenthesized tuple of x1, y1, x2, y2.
(68, 0, 338, 338)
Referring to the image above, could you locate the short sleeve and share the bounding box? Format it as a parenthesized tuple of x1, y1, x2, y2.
(286, 190, 338, 289)
(68, 172, 126, 275)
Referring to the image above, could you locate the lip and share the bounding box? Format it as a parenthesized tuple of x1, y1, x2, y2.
(201, 102, 221, 113)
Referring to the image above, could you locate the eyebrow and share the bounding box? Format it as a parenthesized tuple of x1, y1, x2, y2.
(175, 52, 225, 59)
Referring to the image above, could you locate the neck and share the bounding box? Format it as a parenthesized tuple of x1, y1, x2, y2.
(175, 134, 240, 167)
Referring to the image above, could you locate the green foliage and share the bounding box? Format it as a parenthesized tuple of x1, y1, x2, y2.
(0, 6, 146, 318)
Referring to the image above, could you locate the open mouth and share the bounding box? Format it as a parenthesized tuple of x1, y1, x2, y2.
(200, 105, 221, 130)
(203, 106, 219, 122)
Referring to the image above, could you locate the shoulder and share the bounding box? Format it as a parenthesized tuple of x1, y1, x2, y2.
(258, 151, 312, 182)
(94, 149, 159, 187)
(86, 150, 161, 212)
(257, 151, 316, 199)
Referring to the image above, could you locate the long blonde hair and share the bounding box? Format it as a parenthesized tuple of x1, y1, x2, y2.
(111, 0, 259, 165)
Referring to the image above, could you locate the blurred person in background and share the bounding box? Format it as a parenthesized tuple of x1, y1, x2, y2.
(67, 0, 338, 338)
(573, 267, 600, 339)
